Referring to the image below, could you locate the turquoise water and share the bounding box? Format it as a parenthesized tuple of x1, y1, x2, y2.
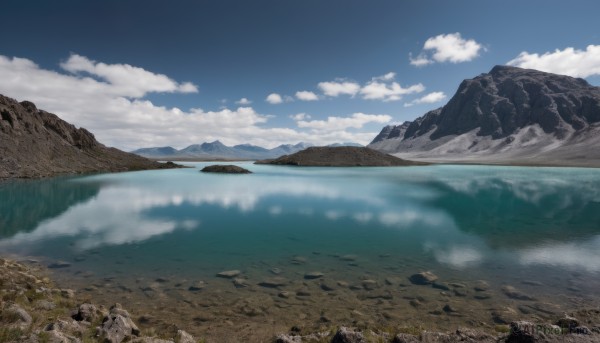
(1, 163, 600, 339)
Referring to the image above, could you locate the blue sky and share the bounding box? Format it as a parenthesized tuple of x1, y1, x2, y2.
(1, 0, 599, 149)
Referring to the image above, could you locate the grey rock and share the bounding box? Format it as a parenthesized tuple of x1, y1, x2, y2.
(432, 282, 450, 291)
(35, 300, 57, 310)
(216, 270, 241, 278)
(473, 280, 490, 292)
(555, 315, 580, 329)
(361, 279, 378, 290)
(409, 271, 438, 285)
(258, 277, 288, 288)
(274, 334, 302, 343)
(188, 281, 206, 291)
(303, 272, 324, 280)
(331, 327, 366, 343)
(48, 261, 71, 269)
(232, 278, 249, 288)
(72, 303, 100, 322)
(130, 338, 173, 343)
(392, 333, 419, 343)
(41, 329, 82, 343)
(501, 285, 535, 301)
(3, 304, 33, 329)
(97, 304, 140, 343)
(573, 326, 591, 335)
(175, 330, 196, 343)
(506, 321, 536, 343)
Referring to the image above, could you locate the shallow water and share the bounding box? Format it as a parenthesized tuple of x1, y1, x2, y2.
(2, 163, 600, 341)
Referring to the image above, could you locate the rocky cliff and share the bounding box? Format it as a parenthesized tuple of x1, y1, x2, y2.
(0, 94, 178, 178)
(369, 66, 600, 166)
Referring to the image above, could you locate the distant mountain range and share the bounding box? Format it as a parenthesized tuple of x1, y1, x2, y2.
(369, 65, 600, 167)
(132, 141, 363, 160)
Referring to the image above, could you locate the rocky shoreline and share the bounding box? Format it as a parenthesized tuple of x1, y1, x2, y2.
(2, 258, 600, 343)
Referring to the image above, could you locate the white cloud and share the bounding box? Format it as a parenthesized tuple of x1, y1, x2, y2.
(289, 113, 311, 121)
(409, 53, 434, 67)
(317, 80, 361, 97)
(295, 90, 319, 101)
(360, 80, 425, 102)
(60, 54, 198, 97)
(236, 97, 252, 105)
(295, 112, 391, 131)
(374, 72, 396, 81)
(410, 33, 483, 66)
(0, 54, 390, 149)
(318, 72, 424, 102)
(506, 45, 600, 78)
(404, 91, 447, 107)
(265, 93, 283, 104)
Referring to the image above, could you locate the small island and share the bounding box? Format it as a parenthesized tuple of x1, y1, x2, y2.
(255, 146, 427, 167)
(200, 164, 252, 173)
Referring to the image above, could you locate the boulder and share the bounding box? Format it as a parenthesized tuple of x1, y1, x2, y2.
(331, 327, 366, 343)
(409, 271, 438, 285)
(97, 304, 140, 343)
(72, 303, 101, 322)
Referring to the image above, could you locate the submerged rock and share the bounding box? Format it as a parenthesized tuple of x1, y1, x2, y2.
(216, 270, 241, 278)
(501, 285, 536, 301)
(201, 165, 251, 174)
(258, 277, 288, 288)
(304, 272, 324, 280)
(409, 271, 438, 285)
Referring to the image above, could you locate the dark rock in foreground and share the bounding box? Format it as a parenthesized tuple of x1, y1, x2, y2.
(0, 94, 182, 179)
(255, 146, 426, 167)
(200, 164, 252, 173)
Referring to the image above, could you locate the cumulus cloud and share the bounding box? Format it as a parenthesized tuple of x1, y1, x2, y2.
(506, 45, 600, 78)
(235, 97, 252, 105)
(318, 72, 424, 102)
(289, 113, 311, 121)
(360, 79, 425, 102)
(410, 33, 483, 66)
(317, 80, 361, 97)
(404, 91, 447, 107)
(295, 90, 319, 101)
(0, 54, 387, 149)
(265, 93, 283, 104)
(60, 54, 198, 96)
(295, 112, 391, 131)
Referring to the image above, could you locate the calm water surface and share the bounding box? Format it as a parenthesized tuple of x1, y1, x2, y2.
(1, 163, 600, 340)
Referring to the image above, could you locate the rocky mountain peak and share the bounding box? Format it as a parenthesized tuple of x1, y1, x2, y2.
(368, 66, 600, 166)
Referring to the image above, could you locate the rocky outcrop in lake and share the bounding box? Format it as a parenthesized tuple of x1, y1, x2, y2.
(0, 94, 181, 179)
(256, 146, 426, 167)
(201, 165, 252, 174)
(369, 66, 600, 167)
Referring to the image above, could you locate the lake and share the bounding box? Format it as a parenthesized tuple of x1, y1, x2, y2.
(1, 163, 600, 341)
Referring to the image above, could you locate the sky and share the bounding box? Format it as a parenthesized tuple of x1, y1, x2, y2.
(1, 0, 600, 150)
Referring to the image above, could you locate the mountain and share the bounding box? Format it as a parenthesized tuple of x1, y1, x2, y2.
(0, 94, 179, 179)
(369, 66, 600, 167)
(255, 146, 426, 167)
(132, 141, 328, 160)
